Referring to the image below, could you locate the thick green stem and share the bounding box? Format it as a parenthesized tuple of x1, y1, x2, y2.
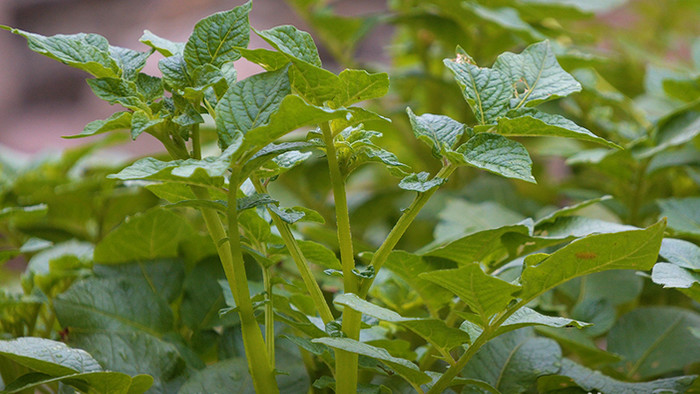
(252, 178, 335, 324)
(191, 124, 202, 160)
(263, 266, 275, 369)
(358, 165, 456, 297)
(321, 122, 360, 394)
(192, 184, 279, 394)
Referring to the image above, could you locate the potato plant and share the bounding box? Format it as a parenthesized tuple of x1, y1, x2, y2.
(1, 1, 699, 393)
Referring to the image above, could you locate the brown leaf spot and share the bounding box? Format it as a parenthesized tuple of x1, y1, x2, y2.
(576, 251, 597, 260)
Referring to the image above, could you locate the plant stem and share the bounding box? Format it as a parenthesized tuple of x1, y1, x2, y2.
(358, 165, 456, 297)
(263, 265, 275, 369)
(252, 178, 335, 324)
(321, 122, 360, 394)
(192, 184, 279, 394)
(191, 124, 202, 160)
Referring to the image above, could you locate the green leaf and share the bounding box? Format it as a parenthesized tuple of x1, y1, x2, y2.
(139, 30, 184, 57)
(496, 307, 591, 336)
(535, 195, 613, 226)
(450, 133, 535, 183)
(383, 251, 454, 311)
(312, 337, 431, 387)
(461, 328, 562, 393)
(0, 371, 149, 394)
(183, 1, 251, 69)
(608, 307, 700, 379)
(493, 40, 581, 108)
(334, 69, 389, 107)
(497, 108, 621, 149)
(130, 111, 164, 140)
(159, 55, 191, 91)
(0, 204, 48, 223)
(66, 111, 132, 139)
(658, 198, 700, 238)
(255, 25, 322, 67)
(0, 337, 102, 375)
(215, 66, 291, 142)
(1, 26, 119, 78)
(519, 220, 666, 301)
(398, 172, 446, 192)
(180, 257, 235, 330)
(443, 54, 511, 124)
(109, 46, 150, 80)
(269, 205, 324, 224)
(651, 263, 700, 303)
(406, 108, 466, 157)
(237, 193, 276, 211)
(536, 326, 622, 367)
(538, 358, 696, 393)
(87, 77, 147, 111)
(93, 208, 194, 264)
(335, 294, 471, 354)
(237, 47, 291, 71)
(420, 264, 521, 325)
(297, 240, 342, 270)
(660, 238, 700, 270)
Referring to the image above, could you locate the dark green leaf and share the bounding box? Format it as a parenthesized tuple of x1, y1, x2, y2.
(255, 25, 322, 67)
(109, 46, 150, 80)
(450, 133, 535, 183)
(130, 111, 164, 140)
(658, 198, 700, 238)
(139, 30, 184, 57)
(406, 108, 466, 157)
(0, 337, 102, 375)
(237, 47, 291, 71)
(86, 77, 147, 111)
(0, 371, 149, 394)
(183, 2, 251, 68)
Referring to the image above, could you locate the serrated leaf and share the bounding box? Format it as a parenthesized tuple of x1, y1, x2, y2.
(66, 111, 132, 139)
(420, 264, 521, 325)
(443, 55, 511, 125)
(93, 208, 193, 264)
(493, 40, 581, 108)
(398, 172, 446, 192)
(215, 66, 291, 143)
(256, 25, 322, 67)
(1, 26, 119, 77)
(608, 307, 700, 379)
(139, 30, 184, 57)
(451, 133, 535, 183)
(335, 294, 471, 354)
(334, 69, 389, 107)
(183, 2, 251, 69)
(519, 220, 666, 301)
(659, 238, 700, 270)
(312, 337, 431, 386)
(237, 47, 291, 71)
(0, 337, 102, 376)
(498, 108, 620, 148)
(86, 77, 147, 111)
(406, 108, 466, 157)
(538, 358, 695, 394)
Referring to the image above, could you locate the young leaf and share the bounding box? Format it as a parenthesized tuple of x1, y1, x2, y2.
(443, 54, 511, 124)
(1, 27, 119, 78)
(86, 77, 147, 111)
(406, 108, 466, 157)
(109, 46, 150, 80)
(497, 108, 621, 149)
(493, 40, 581, 108)
(420, 264, 521, 325)
(237, 47, 291, 71)
(334, 69, 390, 107)
(158, 55, 191, 91)
(130, 111, 164, 140)
(139, 30, 185, 57)
(519, 219, 666, 301)
(297, 240, 342, 270)
(183, 1, 252, 69)
(449, 133, 536, 183)
(255, 25, 322, 67)
(398, 172, 446, 192)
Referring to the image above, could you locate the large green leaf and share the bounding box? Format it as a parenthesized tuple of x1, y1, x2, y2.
(183, 2, 251, 69)
(449, 133, 535, 183)
(420, 264, 520, 326)
(398, 172, 446, 192)
(93, 208, 193, 264)
(538, 358, 696, 393)
(86, 77, 147, 112)
(493, 40, 581, 108)
(651, 262, 700, 299)
(312, 337, 431, 387)
(461, 328, 561, 393)
(519, 220, 666, 301)
(496, 307, 590, 336)
(237, 47, 290, 71)
(406, 108, 466, 157)
(215, 66, 291, 139)
(497, 109, 620, 148)
(1, 27, 119, 77)
(608, 307, 700, 379)
(255, 25, 322, 67)
(335, 294, 471, 355)
(0, 337, 102, 376)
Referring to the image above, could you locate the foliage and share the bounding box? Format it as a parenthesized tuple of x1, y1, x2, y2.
(1, 0, 699, 393)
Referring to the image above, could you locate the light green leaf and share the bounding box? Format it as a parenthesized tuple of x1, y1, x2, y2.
(660, 238, 700, 270)
(145, 182, 197, 203)
(93, 208, 193, 264)
(255, 25, 322, 67)
(450, 133, 535, 183)
(269, 205, 324, 224)
(183, 1, 251, 68)
(497, 307, 591, 336)
(215, 66, 291, 143)
(608, 307, 700, 379)
(462, 3, 543, 40)
(130, 111, 164, 140)
(297, 240, 342, 270)
(398, 172, 446, 192)
(334, 69, 389, 107)
(86, 77, 147, 111)
(1, 26, 119, 77)
(406, 108, 466, 157)
(335, 294, 471, 354)
(383, 251, 454, 311)
(237, 47, 291, 71)
(493, 40, 581, 108)
(0, 204, 48, 223)
(139, 30, 184, 57)
(289, 60, 342, 105)
(651, 263, 700, 291)
(312, 337, 431, 386)
(237, 193, 276, 211)
(461, 328, 561, 393)
(443, 54, 511, 124)
(182, 63, 225, 101)
(109, 46, 150, 80)
(420, 264, 521, 325)
(658, 198, 700, 238)
(538, 358, 696, 394)
(0, 337, 102, 376)
(66, 111, 132, 139)
(519, 220, 666, 301)
(497, 109, 620, 148)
